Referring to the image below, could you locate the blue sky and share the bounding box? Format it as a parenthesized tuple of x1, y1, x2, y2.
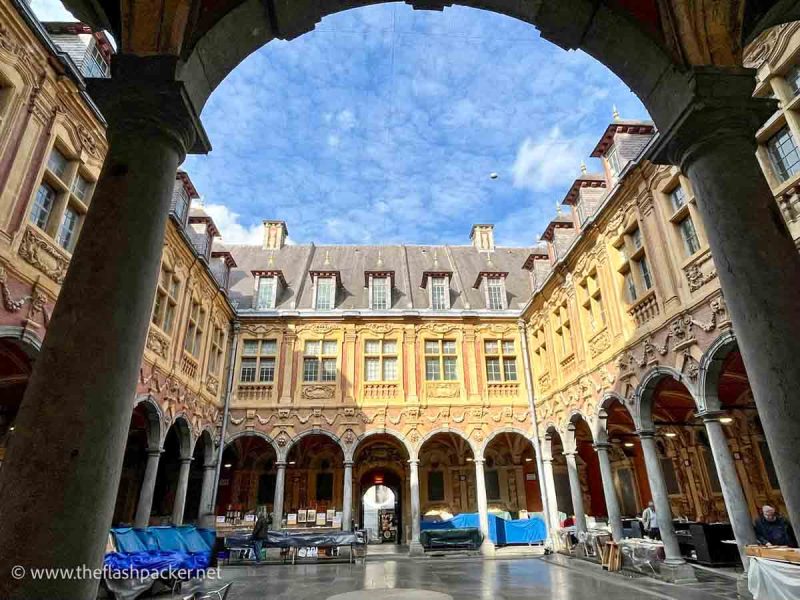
(32, 1, 649, 246)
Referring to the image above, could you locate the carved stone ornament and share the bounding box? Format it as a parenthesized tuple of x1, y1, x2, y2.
(684, 263, 717, 292)
(589, 329, 611, 358)
(18, 227, 70, 283)
(301, 384, 335, 400)
(276, 432, 289, 447)
(206, 375, 219, 395)
(427, 382, 459, 398)
(0, 265, 29, 312)
(343, 429, 355, 445)
(146, 328, 170, 358)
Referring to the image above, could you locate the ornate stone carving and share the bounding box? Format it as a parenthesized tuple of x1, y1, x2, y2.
(342, 429, 355, 445)
(588, 329, 611, 357)
(206, 375, 219, 395)
(301, 384, 335, 400)
(0, 265, 29, 312)
(17, 227, 69, 283)
(146, 328, 170, 358)
(426, 382, 459, 398)
(684, 263, 717, 292)
(276, 432, 289, 447)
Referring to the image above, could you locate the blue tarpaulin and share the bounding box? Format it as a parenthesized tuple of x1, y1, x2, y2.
(420, 513, 546, 546)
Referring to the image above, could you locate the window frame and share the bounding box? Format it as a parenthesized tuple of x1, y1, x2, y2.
(767, 125, 800, 182)
(183, 299, 207, 358)
(314, 276, 336, 311)
(255, 276, 278, 310)
(363, 338, 398, 382)
(430, 276, 450, 310)
(369, 276, 390, 310)
(484, 339, 517, 383)
(424, 339, 458, 381)
(303, 338, 338, 383)
(580, 271, 606, 335)
(485, 277, 506, 310)
(151, 263, 181, 335)
(240, 338, 278, 383)
(553, 302, 573, 358)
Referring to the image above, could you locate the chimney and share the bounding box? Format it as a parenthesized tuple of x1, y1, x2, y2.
(470, 224, 495, 251)
(263, 220, 288, 250)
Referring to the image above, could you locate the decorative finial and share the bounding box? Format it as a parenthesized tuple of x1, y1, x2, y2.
(556, 202, 562, 215)
(612, 105, 620, 121)
(268, 251, 275, 267)
(580, 161, 587, 175)
(376, 249, 384, 268)
(433, 249, 439, 268)
(486, 252, 494, 267)
(324, 249, 331, 266)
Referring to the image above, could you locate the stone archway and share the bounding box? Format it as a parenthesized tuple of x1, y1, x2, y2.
(0, 334, 38, 466)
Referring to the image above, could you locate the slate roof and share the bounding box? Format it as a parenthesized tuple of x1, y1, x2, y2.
(218, 242, 536, 312)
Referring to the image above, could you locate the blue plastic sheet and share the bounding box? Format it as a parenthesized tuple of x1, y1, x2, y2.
(420, 513, 546, 545)
(110, 528, 148, 554)
(177, 526, 212, 553)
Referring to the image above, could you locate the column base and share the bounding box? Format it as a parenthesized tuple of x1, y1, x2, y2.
(408, 541, 425, 556)
(737, 574, 753, 600)
(657, 561, 697, 584)
(480, 540, 496, 557)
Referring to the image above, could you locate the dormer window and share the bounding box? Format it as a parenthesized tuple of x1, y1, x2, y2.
(256, 277, 276, 309)
(316, 277, 335, 310)
(371, 277, 389, 309)
(431, 277, 449, 310)
(606, 144, 621, 180)
(487, 278, 505, 310)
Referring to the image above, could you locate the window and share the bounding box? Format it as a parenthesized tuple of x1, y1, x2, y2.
(631, 228, 643, 250)
(554, 302, 572, 357)
(256, 277, 276, 310)
(679, 216, 701, 256)
(485, 470, 501, 501)
(240, 339, 277, 383)
(71, 174, 92, 202)
(56, 206, 80, 251)
(47, 147, 69, 180)
(638, 256, 653, 291)
(786, 64, 800, 97)
(623, 272, 637, 304)
(364, 339, 398, 381)
(152, 264, 180, 334)
(430, 276, 449, 310)
(606, 144, 621, 179)
(428, 471, 445, 502)
(183, 300, 206, 357)
(303, 339, 338, 382)
(486, 278, 505, 310)
(580, 271, 606, 334)
(171, 184, 190, 225)
(484, 339, 517, 382)
(767, 126, 800, 181)
(669, 185, 686, 212)
(30, 183, 55, 230)
(208, 325, 225, 376)
(315, 277, 335, 310)
(370, 277, 390, 310)
(531, 326, 548, 374)
(82, 41, 109, 78)
(424, 339, 457, 381)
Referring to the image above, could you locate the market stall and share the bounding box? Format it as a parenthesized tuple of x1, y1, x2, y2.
(746, 545, 800, 600)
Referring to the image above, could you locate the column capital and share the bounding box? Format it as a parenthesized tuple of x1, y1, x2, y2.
(343, 461, 354, 468)
(407, 458, 420, 466)
(472, 458, 485, 466)
(87, 55, 210, 157)
(649, 66, 776, 170)
(179, 457, 193, 465)
(636, 429, 656, 440)
(275, 461, 288, 468)
(202, 462, 217, 471)
(695, 410, 729, 422)
(593, 442, 612, 451)
(146, 447, 164, 457)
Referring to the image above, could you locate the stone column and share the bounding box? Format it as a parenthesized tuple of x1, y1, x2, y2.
(273, 462, 286, 529)
(542, 458, 560, 531)
(474, 458, 495, 555)
(134, 448, 162, 528)
(408, 459, 423, 555)
(699, 412, 757, 566)
(651, 68, 800, 530)
(638, 431, 695, 582)
(172, 457, 193, 525)
(594, 443, 623, 541)
(563, 452, 587, 535)
(0, 55, 209, 599)
(197, 462, 217, 528)
(342, 461, 353, 531)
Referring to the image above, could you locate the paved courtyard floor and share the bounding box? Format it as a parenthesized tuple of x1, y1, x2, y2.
(184, 556, 740, 600)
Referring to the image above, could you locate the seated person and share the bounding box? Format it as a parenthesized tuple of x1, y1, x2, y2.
(754, 505, 797, 547)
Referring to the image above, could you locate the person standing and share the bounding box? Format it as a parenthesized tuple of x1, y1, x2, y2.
(754, 505, 797, 547)
(252, 509, 272, 562)
(642, 501, 660, 540)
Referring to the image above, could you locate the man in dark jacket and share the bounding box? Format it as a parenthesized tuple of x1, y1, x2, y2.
(754, 505, 797, 547)
(252, 510, 272, 562)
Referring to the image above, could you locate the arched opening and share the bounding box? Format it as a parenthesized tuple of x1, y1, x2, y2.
(568, 416, 606, 522)
(284, 434, 345, 528)
(353, 433, 409, 543)
(112, 401, 161, 525)
(482, 432, 541, 518)
(0, 337, 35, 467)
(216, 434, 278, 520)
(418, 431, 475, 522)
(598, 397, 649, 527)
(545, 428, 571, 522)
(184, 430, 214, 524)
(713, 347, 788, 520)
(151, 419, 191, 523)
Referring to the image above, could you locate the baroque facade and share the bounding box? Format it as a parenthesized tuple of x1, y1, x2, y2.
(0, 0, 798, 587)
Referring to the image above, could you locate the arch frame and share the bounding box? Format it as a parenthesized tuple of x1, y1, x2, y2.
(0, 326, 43, 354)
(634, 365, 701, 431)
(194, 427, 216, 467)
(415, 426, 476, 461)
(223, 430, 281, 460)
(285, 428, 346, 464)
(349, 428, 413, 463)
(167, 413, 195, 459)
(696, 330, 739, 414)
(563, 410, 593, 454)
(479, 426, 535, 459)
(133, 394, 165, 451)
(592, 391, 632, 445)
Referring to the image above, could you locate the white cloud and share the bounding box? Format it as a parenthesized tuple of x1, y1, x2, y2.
(29, 0, 76, 21)
(511, 126, 591, 192)
(203, 203, 264, 246)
